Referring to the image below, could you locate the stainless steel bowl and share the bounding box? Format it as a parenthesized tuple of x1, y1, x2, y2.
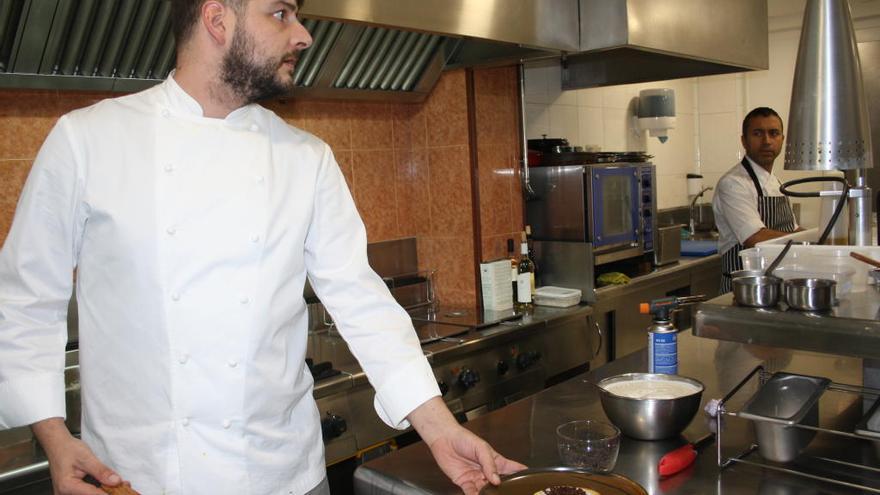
(731, 275, 782, 308)
(783, 278, 836, 311)
(595, 373, 704, 440)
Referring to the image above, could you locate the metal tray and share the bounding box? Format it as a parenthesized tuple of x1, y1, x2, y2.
(738, 372, 829, 425)
(855, 396, 880, 439)
(480, 467, 646, 495)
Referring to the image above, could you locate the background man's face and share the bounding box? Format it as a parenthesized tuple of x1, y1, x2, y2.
(741, 115, 784, 169)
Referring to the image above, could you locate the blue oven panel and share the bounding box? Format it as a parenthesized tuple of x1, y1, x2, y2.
(640, 165, 655, 252)
(590, 166, 640, 249)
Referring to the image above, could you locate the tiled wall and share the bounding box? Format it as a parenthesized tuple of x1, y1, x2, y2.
(0, 68, 523, 308)
(473, 66, 525, 262)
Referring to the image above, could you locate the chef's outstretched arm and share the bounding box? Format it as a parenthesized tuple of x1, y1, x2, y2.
(407, 397, 527, 495)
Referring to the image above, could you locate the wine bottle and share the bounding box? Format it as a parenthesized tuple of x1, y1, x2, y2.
(516, 233, 535, 310)
(507, 238, 518, 305)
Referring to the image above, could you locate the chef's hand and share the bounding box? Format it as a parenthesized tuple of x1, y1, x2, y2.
(408, 397, 527, 495)
(31, 418, 125, 495)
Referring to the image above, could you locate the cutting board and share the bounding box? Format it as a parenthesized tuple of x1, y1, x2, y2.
(680, 240, 718, 256)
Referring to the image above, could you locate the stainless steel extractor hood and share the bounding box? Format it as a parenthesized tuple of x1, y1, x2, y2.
(0, 0, 769, 99)
(563, 0, 769, 89)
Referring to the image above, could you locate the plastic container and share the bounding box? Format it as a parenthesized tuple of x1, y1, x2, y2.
(534, 286, 582, 307)
(739, 243, 875, 294)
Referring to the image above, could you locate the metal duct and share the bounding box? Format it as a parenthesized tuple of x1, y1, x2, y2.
(785, 0, 874, 171)
(0, 0, 452, 101)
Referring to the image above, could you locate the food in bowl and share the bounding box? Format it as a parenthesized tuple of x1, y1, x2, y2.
(534, 487, 599, 495)
(602, 378, 701, 400)
(596, 373, 704, 440)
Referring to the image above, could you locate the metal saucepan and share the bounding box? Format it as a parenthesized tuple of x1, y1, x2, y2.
(732, 275, 782, 308)
(784, 278, 836, 312)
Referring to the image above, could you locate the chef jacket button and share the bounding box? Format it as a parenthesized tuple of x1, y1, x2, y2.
(239, 295, 250, 304)
(178, 354, 189, 364)
(227, 359, 238, 368)
(249, 124, 259, 132)
(161, 109, 170, 118)
(166, 226, 177, 236)
(164, 164, 174, 173)
(222, 419, 232, 429)
(255, 175, 265, 184)
(250, 234, 260, 243)
(182, 418, 190, 427)
(171, 292, 181, 301)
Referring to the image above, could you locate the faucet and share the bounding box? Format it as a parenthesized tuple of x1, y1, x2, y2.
(689, 187, 713, 235)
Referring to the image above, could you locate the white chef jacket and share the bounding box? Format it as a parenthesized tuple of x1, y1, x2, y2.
(0, 76, 440, 494)
(712, 156, 798, 254)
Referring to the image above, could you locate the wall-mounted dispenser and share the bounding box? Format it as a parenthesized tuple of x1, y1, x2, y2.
(636, 89, 676, 143)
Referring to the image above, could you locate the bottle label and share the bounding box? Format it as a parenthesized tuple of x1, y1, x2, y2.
(648, 331, 677, 375)
(516, 273, 532, 303)
(511, 267, 518, 282)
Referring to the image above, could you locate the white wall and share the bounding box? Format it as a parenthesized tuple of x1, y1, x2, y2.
(523, 63, 698, 210)
(523, 0, 880, 226)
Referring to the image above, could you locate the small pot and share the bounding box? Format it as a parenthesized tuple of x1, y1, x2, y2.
(784, 278, 836, 312)
(732, 275, 782, 308)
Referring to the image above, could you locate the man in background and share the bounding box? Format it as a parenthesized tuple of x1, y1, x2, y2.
(713, 107, 800, 293)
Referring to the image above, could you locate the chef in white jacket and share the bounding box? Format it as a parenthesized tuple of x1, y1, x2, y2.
(0, 0, 525, 494)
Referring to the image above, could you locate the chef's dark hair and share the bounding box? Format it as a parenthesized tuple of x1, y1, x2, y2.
(742, 107, 783, 137)
(171, 0, 306, 45)
(171, 0, 244, 45)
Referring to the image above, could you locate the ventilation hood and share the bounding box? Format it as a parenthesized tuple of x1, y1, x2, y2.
(563, 0, 769, 89)
(0, 0, 768, 101)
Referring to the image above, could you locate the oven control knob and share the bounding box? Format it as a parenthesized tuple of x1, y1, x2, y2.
(496, 360, 509, 376)
(438, 380, 450, 396)
(516, 351, 541, 371)
(642, 177, 651, 188)
(321, 413, 347, 441)
(457, 368, 481, 389)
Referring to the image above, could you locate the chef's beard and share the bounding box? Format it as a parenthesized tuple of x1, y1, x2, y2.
(220, 26, 297, 103)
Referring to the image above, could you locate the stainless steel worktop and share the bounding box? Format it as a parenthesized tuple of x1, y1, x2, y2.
(354, 331, 871, 494)
(694, 287, 880, 359)
(595, 255, 721, 298)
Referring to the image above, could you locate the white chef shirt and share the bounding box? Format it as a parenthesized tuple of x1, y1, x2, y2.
(712, 156, 798, 254)
(0, 76, 440, 494)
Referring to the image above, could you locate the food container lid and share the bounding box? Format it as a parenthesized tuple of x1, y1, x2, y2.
(535, 286, 582, 299)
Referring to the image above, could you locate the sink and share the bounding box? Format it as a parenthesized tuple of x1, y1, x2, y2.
(685, 230, 719, 241)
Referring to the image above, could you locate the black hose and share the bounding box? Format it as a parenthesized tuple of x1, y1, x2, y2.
(780, 176, 849, 245)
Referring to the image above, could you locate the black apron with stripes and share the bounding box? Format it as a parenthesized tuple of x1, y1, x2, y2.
(719, 158, 797, 293)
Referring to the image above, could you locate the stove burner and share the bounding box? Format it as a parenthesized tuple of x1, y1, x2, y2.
(306, 358, 342, 382)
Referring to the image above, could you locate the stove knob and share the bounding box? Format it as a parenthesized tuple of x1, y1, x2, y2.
(516, 351, 541, 371)
(321, 413, 347, 441)
(457, 368, 481, 389)
(438, 380, 449, 396)
(496, 360, 509, 376)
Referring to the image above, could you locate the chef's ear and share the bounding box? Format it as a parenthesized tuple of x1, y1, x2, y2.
(202, 1, 233, 46)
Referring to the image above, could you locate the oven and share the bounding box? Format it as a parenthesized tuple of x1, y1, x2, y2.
(527, 162, 656, 265)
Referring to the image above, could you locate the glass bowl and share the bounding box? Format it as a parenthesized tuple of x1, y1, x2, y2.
(556, 420, 621, 472)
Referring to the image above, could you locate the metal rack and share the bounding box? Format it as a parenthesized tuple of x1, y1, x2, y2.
(715, 365, 880, 493)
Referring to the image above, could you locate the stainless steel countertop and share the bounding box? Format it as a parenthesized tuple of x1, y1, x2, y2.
(355, 331, 870, 494)
(595, 255, 720, 298)
(695, 287, 880, 359)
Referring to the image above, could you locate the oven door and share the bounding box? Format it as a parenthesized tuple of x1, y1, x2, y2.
(589, 165, 640, 251)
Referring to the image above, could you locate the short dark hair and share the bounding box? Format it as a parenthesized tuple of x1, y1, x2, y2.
(742, 107, 783, 137)
(170, 0, 246, 46)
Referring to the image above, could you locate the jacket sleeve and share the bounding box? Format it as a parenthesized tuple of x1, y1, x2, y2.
(303, 144, 439, 430)
(714, 174, 765, 244)
(0, 116, 85, 429)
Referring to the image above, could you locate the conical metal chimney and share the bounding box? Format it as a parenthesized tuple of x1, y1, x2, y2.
(785, 0, 873, 171)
